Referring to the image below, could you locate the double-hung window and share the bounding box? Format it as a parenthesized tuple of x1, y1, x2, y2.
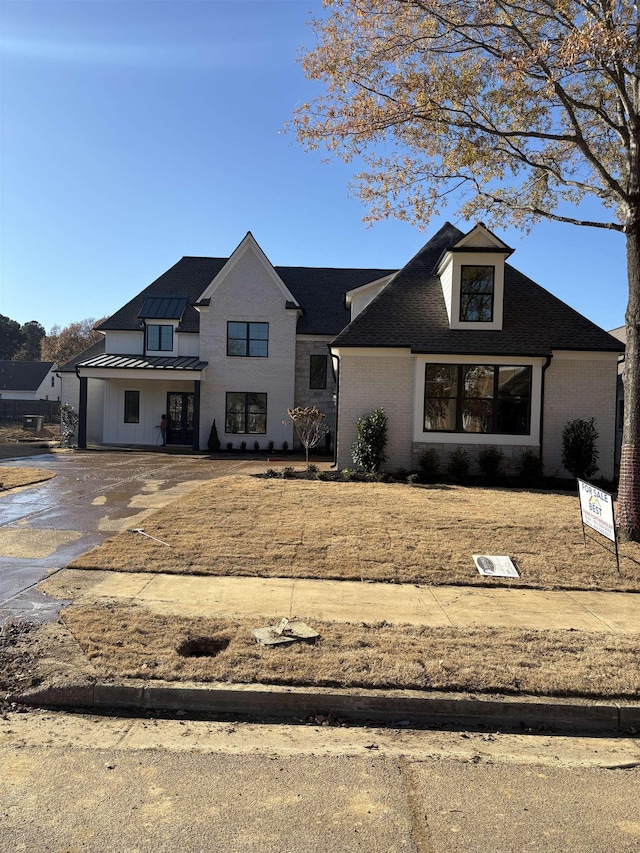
(225, 392, 267, 434)
(227, 322, 269, 357)
(460, 266, 495, 322)
(146, 324, 173, 351)
(424, 364, 531, 434)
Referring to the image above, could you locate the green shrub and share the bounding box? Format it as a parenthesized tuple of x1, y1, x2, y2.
(351, 408, 388, 474)
(263, 468, 279, 479)
(281, 465, 296, 479)
(517, 449, 543, 485)
(253, 440, 260, 452)
(562, 418, 599, 479)
(478, 446, 505, 481)
(226, 442, 233, 451)
(282, 440, 289, 453)
(207, 419, 221, 452)
(240, 440, 247, 452)
(447, 448, 470, 482)
(417, 448, 441, 482)
(268, 440, 274, 453)
(307, 463, 319, 474)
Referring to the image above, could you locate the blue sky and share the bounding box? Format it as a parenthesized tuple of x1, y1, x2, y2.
(0, 0, 628, 334)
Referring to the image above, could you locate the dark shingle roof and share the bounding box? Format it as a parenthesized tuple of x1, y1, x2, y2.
(0, 361, 55, 392)
(97, 258, 396, 338)
(332, 223, 624, 355)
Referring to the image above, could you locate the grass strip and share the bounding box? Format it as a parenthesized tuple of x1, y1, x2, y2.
(63, 602, 640, 700)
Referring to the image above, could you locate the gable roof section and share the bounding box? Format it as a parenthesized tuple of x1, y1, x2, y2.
(0, 361, 55, 392)
(332, 223, 624, 356)
(99, 257, 396, 338)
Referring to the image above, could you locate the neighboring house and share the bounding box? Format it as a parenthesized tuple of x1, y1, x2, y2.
(0, 361, 60, 401)
(66, 225, 623, 479)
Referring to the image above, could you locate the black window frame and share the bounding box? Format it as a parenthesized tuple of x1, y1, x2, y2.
(124, 390, 140, 424)
(459, 265, 495, 323)
(309, 354, 328, 390)
(226, 322, 269, 358)
(146, 323, 173, 352)
(225, 392, 267, 434)
(424, 363, 532, 435)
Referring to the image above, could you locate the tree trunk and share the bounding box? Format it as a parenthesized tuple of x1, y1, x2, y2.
(617, 218, 640, 541)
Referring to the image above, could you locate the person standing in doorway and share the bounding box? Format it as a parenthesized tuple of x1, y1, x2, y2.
(160, 414, 168, 446)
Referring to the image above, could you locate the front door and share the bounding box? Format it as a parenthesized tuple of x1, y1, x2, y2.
(167, 392, 194, 446)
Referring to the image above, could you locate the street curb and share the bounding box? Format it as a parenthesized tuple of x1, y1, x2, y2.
(12, 681, 640, 733)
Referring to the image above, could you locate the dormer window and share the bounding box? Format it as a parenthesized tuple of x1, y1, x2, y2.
(460, 266, 494, 323)
(147, 324, 173, 351)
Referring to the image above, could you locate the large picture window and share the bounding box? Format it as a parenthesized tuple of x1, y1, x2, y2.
(225, 392, 267, 434)
(460, 266, 494, 322)
(424, 364, 531, 434)
(146, 324, 173, 351)
(124, 390, 140, 424)
(227, 322, 269, 357)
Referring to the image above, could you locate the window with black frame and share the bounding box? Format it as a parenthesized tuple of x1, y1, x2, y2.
(124, 390, 140, 424)
(146, 324, 173, 351)
(424, 364, 531, 434)
(227, 322, 269, 357)
(225, 392, 267, 434)
(309, 354, 327, 389)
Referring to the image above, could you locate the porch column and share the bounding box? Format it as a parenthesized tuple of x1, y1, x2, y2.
(78, 376, 88, 449)
(192, 380, 201, 451)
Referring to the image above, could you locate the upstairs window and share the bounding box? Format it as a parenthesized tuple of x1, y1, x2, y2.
(424, 364, 531, 434)
(460, 266, 494, 322)
(146, 324, 173, 351)
(309, 354, 327, 389)
(227, 322, 269, 357)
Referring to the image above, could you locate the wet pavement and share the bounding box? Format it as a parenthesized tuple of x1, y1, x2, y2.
(0, 449, 255, 623)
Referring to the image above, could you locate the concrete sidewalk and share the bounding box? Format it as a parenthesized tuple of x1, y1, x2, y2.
(43, 568, 640, 634)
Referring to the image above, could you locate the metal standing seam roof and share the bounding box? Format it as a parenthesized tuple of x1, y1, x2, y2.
(138, 295, 188, 320)
(76, 354, 208, 371)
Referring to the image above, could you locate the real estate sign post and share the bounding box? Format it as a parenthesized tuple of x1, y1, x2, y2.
(577, 479, 619, 572)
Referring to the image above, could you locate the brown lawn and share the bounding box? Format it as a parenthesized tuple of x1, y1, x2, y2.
(63, 601, 640, 699)
(0, 467, 55, 491)
(69, 475, 640, 591)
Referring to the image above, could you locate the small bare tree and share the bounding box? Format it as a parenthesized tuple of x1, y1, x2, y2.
(285, 406, 328, 470)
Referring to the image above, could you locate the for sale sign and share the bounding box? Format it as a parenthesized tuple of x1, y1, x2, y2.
(577, 479, 616, 542)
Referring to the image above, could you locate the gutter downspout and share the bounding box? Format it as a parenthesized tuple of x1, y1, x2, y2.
(330, 350, 340, 469)
(539, 355, 553, 469)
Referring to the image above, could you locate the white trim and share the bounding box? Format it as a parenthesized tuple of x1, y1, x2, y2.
(344, 274, 395, 305)
(196, 233, 300, 306)
(331, 346, 413, 358)
(77, 367, 207, 381)
(296, 334, 334, 343)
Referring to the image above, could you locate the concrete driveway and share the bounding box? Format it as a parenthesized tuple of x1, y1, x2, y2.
(0, 449, 257, 623)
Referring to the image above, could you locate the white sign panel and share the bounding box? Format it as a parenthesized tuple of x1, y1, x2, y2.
(577, 479, 616, 542)
(473, 555, 520, 578)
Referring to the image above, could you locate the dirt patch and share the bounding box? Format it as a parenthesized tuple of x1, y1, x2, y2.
(59, 601, 640, 699)
(0, 423, 60, 444)
(68, 476, 640, 592)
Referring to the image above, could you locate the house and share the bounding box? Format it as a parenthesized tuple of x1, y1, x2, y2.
(331, 223, 623, 479)
(0, 361, 60, 401)
(64, 225, 623, 479)
(608, 324, 626, 471)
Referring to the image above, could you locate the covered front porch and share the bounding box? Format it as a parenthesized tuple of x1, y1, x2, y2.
(75, 354, 208, 451)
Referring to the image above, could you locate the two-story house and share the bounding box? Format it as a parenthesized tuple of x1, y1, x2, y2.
(62, 224, 623, 479)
